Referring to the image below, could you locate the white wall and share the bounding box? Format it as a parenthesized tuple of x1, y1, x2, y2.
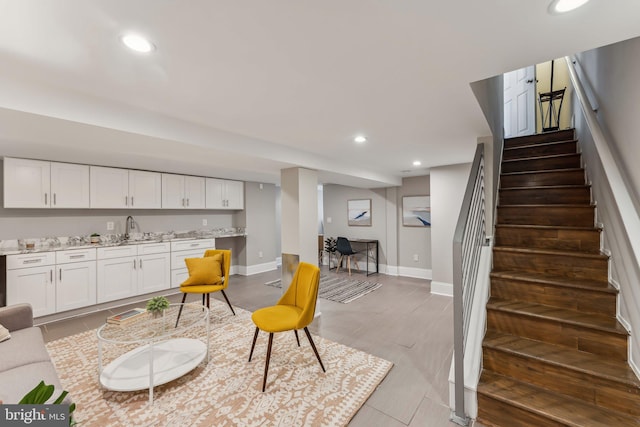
(575, 37, 640, 373)
(430, 162, 472, 296)
(242, 182, 278, 273)
(397, 176, 432, 278)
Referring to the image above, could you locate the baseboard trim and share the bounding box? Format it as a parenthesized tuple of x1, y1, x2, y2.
(431, 281, 453, 297)
(397, 267, 432, 280)
(241, 261, 278, 276)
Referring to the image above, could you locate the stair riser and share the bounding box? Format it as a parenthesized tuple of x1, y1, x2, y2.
(499, 187, 591, 205)
(505, 129, 575, 148)
(493, 250, 608, 283)
(503, 141, 577, 161)
(487, 310, 628, 360)
(502, 154, 581, 173)
(478, 394, 566, 427)
(491, 277, 615, 316)
(501, 170, 585, 188)
(497, 206, 595, 227)
(483, 349, 640, 417)
(494, 227, 600, 253)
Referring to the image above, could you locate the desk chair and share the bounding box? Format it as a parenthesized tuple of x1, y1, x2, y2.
(248, 262, 326, 391)
(336, 237, 360, 275)
(175, 249, 235, 327)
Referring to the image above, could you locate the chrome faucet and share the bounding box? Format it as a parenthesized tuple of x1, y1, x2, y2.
(125, 216, 136, 240)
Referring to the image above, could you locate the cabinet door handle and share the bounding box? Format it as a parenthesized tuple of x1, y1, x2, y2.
(133, 259, 136, 270)
(187, 198, 190, 207)
(69, 254, 84, 259)
(23, 259, 42, 264)
(139, 259, 143, 269)
(190, 243, 199, 247)
(59, 268, 62, 281)
(44, 193, 48, 206)
(125, 196, 128, 206)
(182, 198, 185, 207)
(53, 193, 57, 206)
(131, 196, 134, 206)
(50, 269, 53, 283)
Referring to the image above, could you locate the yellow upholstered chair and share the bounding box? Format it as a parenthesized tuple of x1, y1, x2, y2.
(248, 261, 325, 391)
(175, 249, 235, 327)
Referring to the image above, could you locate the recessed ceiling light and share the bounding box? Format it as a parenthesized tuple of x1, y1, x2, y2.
(121, 33, 155, 53)
(354, 135, 367, 143)
(413, 160, 422, 166)
(548, 0, 590, 14)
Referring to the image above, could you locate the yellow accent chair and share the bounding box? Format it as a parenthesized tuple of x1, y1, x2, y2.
(175, 249, 235, 327)
(248, 261, 326, 391)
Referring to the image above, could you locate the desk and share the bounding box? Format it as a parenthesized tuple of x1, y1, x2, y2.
(349, 239, 379, 276)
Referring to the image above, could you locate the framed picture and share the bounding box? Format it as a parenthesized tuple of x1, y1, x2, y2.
(402, 195, 431, 227)
(348, 199, 371, 226)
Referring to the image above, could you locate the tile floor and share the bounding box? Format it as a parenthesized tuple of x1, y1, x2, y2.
(40, 267, 485, 427)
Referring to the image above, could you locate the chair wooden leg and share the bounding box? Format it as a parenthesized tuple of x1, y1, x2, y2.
(220, 290, 236, 315)
(304, 327, 326, 372)
(353, 256, 360, 272)
(336, 255, 343, 273)
(175, 293, 188, 328)
(262, 333, 274, 392)
(347, 256, 351, 275)
(294, 329, 300, 347)
(248, 327, 259, 362)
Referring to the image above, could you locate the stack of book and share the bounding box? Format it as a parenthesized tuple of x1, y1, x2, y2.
(107, 308, 147, 326)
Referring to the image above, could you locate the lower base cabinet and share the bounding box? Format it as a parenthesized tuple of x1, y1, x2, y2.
(7, 265, 56, 317)
(97, 257, 138, 304)
(56, 260, 97, 312)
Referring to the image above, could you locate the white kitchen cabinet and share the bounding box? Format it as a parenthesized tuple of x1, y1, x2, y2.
(55, 248, 96, 312)
(50, 162, 90, 208)
(162, 173, 205, 209)
(128, 170, 162, 209)
(97, 256, 138, 303)
(137, 253, 171, 294)
(4, 158, 90, 209)
(6, 252, 56, 317)
(90, 166, 130, 208)
(96, 243, 170, 302)
(205, 178, 243, 210)
(4, 158, 50, 208)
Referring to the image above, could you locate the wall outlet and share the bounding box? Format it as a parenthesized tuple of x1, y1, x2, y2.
(202, 219, 208, 226)
(107, 221, 114, 231)
(259, 251, 263, 258)
(413, 254, 419, 262)
(326, 217, 332, 224)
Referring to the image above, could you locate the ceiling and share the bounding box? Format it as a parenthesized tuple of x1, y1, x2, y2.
(1, 0, 639, 188)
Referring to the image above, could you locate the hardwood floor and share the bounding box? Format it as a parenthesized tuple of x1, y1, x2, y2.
(39, 266, 485, 426)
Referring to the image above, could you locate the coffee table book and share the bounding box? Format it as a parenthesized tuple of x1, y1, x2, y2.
(107, 308, 147, 326)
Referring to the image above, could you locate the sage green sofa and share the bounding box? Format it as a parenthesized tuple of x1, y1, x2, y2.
(0, 303, 66, 403)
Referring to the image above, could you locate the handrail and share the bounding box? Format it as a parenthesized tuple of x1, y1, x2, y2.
(451, 143, 486, 426)
(565, 56, 640, 272)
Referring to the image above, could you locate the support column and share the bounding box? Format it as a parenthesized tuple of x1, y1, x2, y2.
(280, 167, 318, 286)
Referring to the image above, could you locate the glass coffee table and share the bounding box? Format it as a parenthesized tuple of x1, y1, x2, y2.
(97, 303, 210, 404)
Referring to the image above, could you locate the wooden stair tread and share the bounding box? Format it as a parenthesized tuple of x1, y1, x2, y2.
(487, 297, 628, 335)
(479, 371, 640, 427)
(495, 224, 600, 231)
(502, 152, 581, 164)
(504, 139, 578, 152)
(493, 246, 608, 260)
(490, 271, 616, 293)
(500, 184, 591, 191)
(484, 331, 640, 387)
(501, 167, 584, 177)
(497, 203, 595, 208)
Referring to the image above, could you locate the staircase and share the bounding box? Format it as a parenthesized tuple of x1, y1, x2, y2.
(477, 129, 640, 427)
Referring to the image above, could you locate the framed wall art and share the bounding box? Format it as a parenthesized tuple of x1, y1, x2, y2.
(402, 195, 431, 227)
(347, 199, 371, 226)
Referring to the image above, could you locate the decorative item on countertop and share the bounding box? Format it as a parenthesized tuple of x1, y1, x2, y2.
(90, 233, 101, 244)
(146, 296, 170, 319)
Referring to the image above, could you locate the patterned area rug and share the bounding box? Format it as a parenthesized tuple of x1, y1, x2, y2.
(265, 275, 382, 304)
(46, 301, 392, 426)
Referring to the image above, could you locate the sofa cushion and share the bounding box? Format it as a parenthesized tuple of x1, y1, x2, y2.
(0, 361, 64, 404)
(0, 326, 50, 372)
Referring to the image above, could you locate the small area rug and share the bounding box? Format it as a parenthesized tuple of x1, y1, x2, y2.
(46, 301, 392, 426)
(265, 275, 382, 304)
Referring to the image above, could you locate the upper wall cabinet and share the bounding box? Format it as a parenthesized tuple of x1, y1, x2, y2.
(161, 173, 205, 209)
(90, 166, 162, 209)
(206, 178, 244, 209)
(4, 158, 90, 208)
